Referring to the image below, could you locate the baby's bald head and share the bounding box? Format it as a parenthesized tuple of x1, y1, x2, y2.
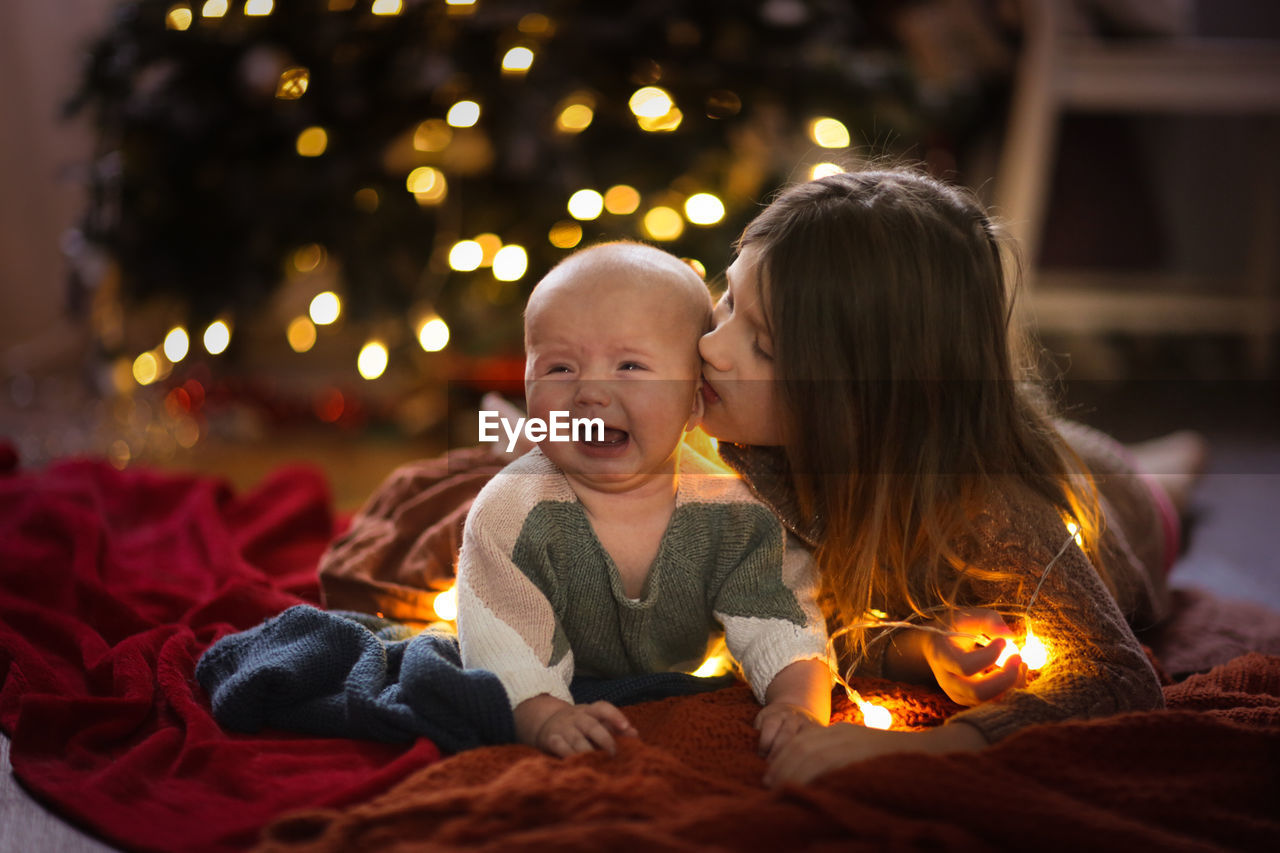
(524, 242, 711, 363)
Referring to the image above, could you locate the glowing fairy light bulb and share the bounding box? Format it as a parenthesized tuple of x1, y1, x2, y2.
(203, 320, 231, 355)
(357, 341, 388, 380)
(309, 291, 341, 325)
(604, 185, 640, 215)
(417, 317, 450, 352)
(201, 0, 228, 17)
(133, 352, 160, 386)
(501, 46, 535, 74)
(693, 654, 732, 678)
(492, 245, 528, 281)
(296, 126, 328, 157)
(548, 220, 582, 249)
(163, 326, 189, 362)
(811, 162, 845, 180)
(448, 240, 483, 272)
(244, 0, 273, 17)
(994, 639, 1020, 669)
(166, 4, 193, 30)
(433, 586, 458, 621)
(371, 0, 402, 14)
(567, 189, 604, 221)
(850, 690, 892, 730)
(1021, 628, 1048, 670)
(474, 233, 502, 267)
(447, 100, 480, 128)
(809, 117, 851, 148)
(555, 102, 594, 134)
(1066, 519, 1083, 548)
(287, 316, 316, 353)
(642, 206, 684, 241)
(684, 193, 725, 226)
(275, 67, 310, 100)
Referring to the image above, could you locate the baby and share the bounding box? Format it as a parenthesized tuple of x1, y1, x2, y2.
(456, 241, 832, 759)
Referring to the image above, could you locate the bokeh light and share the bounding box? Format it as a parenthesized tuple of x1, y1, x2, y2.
(296, 126, 328, 157)
(163, 326, 189, 362)
(684, 193, 725, 225)
(643, 206, 684, 241)
(203, 320, 231, 355)
(309, 291, 341, 325)
(548, 220, 583, 249)
(417, 317, 450, 352)
(809, 117, 851, 148)
(447, 100, 480, 128)
(492, 245, 528, 281)
(604, 185, 641, 215)
(287, 316, 317, 352)
(567, 189, 603, 220)
(357, 341, 389, 380)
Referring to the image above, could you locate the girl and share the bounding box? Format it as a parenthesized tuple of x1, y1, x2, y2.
(696, 168, 1201, 786)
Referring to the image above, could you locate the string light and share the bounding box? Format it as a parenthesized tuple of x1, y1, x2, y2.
(555, 93, 595, 134)
(642, 206, 683, 241)
(448, 240, 483, 272)
(244, 0, 273, 17)
(201, 0, 228, 17)
(849, 690, 893, 729)
(684, 193, 725, 226)
(809, 117, 851, 148)
(501, 47, 535, 74)
(433, 586, 458, 621)
(163, 327, 190, 362)
(357, 341, 388, 380)
(406, 166, 446, 205)
(604, 185, 640, 215)
(275, 67, 310, 100)
(296, 126, 328, 157)
(133, 352, 160, 386)
(371, 0, 402, 14)
(492, 245, 528, 281)
(811, 162, 845, 180)
(287, 316, 317, 352)
(165, 4, 193, 30)
(629, 86, 673, 118)
(309, 291, 341, 325)
(446, 100, 480, 128)
(567, 189, 604, 221)
(417, 317, 450, 352)
(548, 220, 583, 249)
(203, 320, 231, 355)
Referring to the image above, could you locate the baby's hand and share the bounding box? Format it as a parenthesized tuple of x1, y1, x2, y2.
(536, 701, 638, 757)
(922, 607, 1025, 706)
(754, 702, 824, 761)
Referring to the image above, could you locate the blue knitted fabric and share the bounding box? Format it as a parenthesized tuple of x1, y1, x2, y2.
(196, 605, 736, 754)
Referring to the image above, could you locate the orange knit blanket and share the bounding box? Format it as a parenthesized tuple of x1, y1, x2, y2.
(257, 654, 1280, 852)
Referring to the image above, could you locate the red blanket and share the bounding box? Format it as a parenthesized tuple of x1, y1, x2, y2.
(3, 451, 1279, 853)
(0, 455, 440, 853)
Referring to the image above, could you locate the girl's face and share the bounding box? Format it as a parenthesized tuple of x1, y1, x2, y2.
(698, 247, 785, 446)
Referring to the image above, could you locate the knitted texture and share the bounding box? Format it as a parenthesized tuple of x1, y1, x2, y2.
(718, 420, 1172, 743)
(196, 605, 741, 753)
(456, 446, 828, 708)
(256, 654, 1280, 853)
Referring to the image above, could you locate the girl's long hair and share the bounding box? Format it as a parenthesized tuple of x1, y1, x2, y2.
(739, 169, 1110, 656)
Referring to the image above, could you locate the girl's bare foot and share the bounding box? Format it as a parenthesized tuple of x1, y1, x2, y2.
(1126, 430, 1208, 516)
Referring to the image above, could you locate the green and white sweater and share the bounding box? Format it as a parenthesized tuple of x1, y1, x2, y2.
(456, 446, 828, 710)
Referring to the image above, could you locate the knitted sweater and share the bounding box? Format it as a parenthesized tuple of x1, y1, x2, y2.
(717, 420, 1169, 744)
(456, 446, 828, 709)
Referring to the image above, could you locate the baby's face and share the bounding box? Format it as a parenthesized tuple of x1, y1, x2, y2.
(524, 272, 707, 489)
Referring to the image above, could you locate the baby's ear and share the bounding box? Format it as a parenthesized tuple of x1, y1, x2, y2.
(686, 379, 705, 431)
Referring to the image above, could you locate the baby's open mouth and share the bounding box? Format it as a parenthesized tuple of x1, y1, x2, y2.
(583, 427, 629, 448)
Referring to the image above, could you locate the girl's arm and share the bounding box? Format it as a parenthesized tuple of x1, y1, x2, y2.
(883, 609, 1025, 706)
(764, 719, 987, 787)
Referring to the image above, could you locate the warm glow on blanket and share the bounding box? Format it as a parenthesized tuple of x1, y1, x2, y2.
(849, 690, 892, 730)
(693, 654, 732, 678)
(433, 586, 457, 621)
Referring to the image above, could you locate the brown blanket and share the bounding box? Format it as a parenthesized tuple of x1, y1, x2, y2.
(257, 654, 1280, 852)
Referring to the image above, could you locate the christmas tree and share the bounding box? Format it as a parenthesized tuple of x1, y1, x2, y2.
(67, 0, 999, 430)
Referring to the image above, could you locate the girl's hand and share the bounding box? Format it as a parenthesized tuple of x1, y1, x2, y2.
(535, 701, 638, 757)
(922, 607, 1025, 706)
(754, 701, 824, 761)
(763, 721, 988, 788)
